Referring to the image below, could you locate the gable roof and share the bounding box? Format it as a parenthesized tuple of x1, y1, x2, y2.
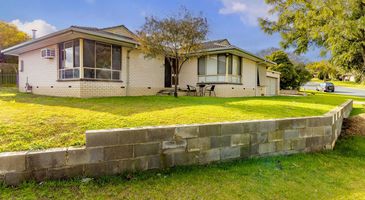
(1, 25, 138, 55)
(201, 39, 275, 65)
(1, 25, 275, 65)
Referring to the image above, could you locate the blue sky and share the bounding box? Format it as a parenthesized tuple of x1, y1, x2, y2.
(0, 0, 322, 61)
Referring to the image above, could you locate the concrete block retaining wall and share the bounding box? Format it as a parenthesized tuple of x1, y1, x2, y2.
(0, 100, 353, 186)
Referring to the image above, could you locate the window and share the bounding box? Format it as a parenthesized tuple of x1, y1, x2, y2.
(198, 54, 242, 84)
(257, 67, 260, 86)
(58, 39, 80, 79)
(20, 60, 24, 72)
(198, 56, 206, 75)
(82, 39, 122, 80)
(218, 54, 226, 75)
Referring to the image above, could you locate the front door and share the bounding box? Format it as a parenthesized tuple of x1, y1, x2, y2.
(164, 58, 178, 88)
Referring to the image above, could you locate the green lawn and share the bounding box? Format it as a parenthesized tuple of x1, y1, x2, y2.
(1, 136, 365, 199)
(311, 78, 365, 89)
(0, 87, 364, 152)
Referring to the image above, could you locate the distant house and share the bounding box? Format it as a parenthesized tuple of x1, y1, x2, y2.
(1, 25, 279, 97)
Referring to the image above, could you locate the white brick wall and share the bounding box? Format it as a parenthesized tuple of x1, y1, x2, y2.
(17, 42, 272, 98)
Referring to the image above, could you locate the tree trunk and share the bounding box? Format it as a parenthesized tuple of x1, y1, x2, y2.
(174, 58, 178, 98)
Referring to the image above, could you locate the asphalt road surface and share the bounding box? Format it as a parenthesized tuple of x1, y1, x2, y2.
(302, 82, 365, 97)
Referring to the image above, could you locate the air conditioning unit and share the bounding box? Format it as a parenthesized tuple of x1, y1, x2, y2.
(41, 48, 55, 59)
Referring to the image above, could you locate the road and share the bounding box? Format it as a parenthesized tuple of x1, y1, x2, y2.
(302, 82, 365, 97)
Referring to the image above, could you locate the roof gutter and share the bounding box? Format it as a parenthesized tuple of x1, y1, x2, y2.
(1, 27, 139, 55)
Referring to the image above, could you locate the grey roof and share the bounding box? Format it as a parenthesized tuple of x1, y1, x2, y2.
(1, 25, 139, 55)
(201, 39, 231, 49)
(70, 25, 137, 41)
(201, 39, 275, 65)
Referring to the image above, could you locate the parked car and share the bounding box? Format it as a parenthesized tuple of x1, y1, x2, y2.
(316, 82, 335, 92)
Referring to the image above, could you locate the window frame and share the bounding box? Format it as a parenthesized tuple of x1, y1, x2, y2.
(58, 39, 81, 80)
(58, 39, 122, 82)
(82, 40, 122, 81)
(197, 53, 242, 84)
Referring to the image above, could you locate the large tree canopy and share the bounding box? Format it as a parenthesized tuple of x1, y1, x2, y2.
(259, 0, 365, 81)
(137, 8, 208, 97)
(266, 50, 311, 89)
(0, 21, 30, 63)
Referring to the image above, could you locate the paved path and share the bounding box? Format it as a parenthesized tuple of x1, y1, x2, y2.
(302, 82, 365, 97)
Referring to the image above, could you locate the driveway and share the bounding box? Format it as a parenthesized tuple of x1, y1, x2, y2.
(303, 82, 365, 97)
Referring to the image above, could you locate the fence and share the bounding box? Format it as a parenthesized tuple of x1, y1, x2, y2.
(0, 73, 17, 85)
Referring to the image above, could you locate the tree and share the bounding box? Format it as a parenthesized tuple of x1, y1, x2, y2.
(137, 8, 208, 97)
(265, 50, 298, 89)
(294, 63, 312, 87)
(307, 61, 340, 81)
(0, 21, 30, 65)
(257, 47, 310, 65)
(259, 0, 365, 82)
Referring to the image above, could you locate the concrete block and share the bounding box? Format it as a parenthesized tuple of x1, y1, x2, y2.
(133, 157, 149, 171)
(47, 167, 69, 180)
(242, 121, 258, 133)
(250, 144, 260, 156)
(292, 118, 307, 129)
(284, 129, 300, 140)
(312, 127, 325, 137)
(175, 126, 199, 139)
(64, 165, 84, 178)
(187, 138, 200, 152)
(162, 140, 187, 153)
(306, 137, 324, 149)
(26, 148, 67, 170)
(118, 159, 135, 172)
(186, 137, 211, 152)
(147, 155, 161, 169)
(147, 127, 175, 141)
(199, 124, 221, 137)
(240, 146, 250, 158)
(231, 134, 250, 146)
(86, 131, 119, 147)
(275, 141, 284, 152)
(199, 149, 220, 164)
(118, 129, 148, 145)
(220, 147, 240, 160)
(291, 139, 306, 150)
(67, 147, 103, 166)
(324, 126, 333, 136)
(161, 153, 174, 168)
(268, 130, 283, 142)
(221, 123, 243, 135)
(210, 136, 231, 149)
(251, 132, 268, 145)
(299, 128, 312, 138)
(84, 163, 106, 177)
(4, 171, 31, 186)
(259, 120, 278, 132)
(104, 160, 122, 175)
(258, 143, 276, 155)
(173, 152, 199, 166)
(134, 143, 160, 157)
(277, 119, 293, 130)
(104, 145, 133, 161)
(307, 116, 332, 127)
(0, 151, 27, 173)
(31, 169, 47, 182)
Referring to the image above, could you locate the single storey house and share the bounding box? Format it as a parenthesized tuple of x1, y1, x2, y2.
(1, 25, 280, 98)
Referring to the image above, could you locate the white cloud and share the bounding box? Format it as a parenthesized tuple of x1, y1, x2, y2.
(10, 19, 57, 38)
(219, 0, 275, 26)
